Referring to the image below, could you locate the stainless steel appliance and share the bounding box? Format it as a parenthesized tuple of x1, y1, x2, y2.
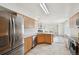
(0, 12, 24, 55)
(69, 37, 76, 55)
(32, 35, 37, 47)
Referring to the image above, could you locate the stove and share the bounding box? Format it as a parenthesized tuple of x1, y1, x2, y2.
(69, 37, 77, 55)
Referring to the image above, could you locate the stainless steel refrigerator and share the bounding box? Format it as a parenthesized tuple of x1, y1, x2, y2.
(0, 12, 24, 55)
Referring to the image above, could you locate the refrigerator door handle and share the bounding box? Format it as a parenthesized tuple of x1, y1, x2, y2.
(9, 16, 13, 48)
(11, 15, 16, 47)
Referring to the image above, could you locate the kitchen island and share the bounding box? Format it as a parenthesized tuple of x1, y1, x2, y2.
(36, 33, 53, 44)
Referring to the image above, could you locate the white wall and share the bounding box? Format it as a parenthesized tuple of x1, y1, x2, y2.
(58, 23, 64, 35)
(44, 24, 58, 34)
(38, 22, 67, 35)
(38, 22, 58, 34)
(63, 20, 71, 37)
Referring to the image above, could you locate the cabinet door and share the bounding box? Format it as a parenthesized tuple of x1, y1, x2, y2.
(24, 39, 28, 53)
(45, 34, 53, 44)
(37, 34, 45, 43)
(27, 37, 32, 50)
(76, 43, 79, 55)
(24, 16, 35, 28)
(24, 36, 32, 54)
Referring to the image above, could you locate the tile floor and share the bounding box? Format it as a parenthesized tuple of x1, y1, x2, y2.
(26, 36, 71, 55)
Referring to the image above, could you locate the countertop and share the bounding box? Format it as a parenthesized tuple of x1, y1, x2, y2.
(24, 28, 37, 38)
(37, 32, 53, 34)
(24, 28, 53, 38)
(69, 37, 79, 44)
(24, 32, 53, 39)
(24, 34, 37, 38)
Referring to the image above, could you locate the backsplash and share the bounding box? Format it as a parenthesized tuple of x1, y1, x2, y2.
(24, 28, 37, 38)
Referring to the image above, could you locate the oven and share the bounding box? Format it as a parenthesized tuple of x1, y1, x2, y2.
(69, 38, 76, 55)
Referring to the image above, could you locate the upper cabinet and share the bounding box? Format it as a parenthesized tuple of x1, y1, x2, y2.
(69, 12, 79, 37)
(24, 16, 38, 28)
(69, 12, 79, 28)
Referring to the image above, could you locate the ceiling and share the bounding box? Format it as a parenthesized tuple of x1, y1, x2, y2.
(0, 3, 79, 24)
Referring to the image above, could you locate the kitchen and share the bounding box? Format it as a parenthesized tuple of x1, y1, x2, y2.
(0, 3, 79, 55)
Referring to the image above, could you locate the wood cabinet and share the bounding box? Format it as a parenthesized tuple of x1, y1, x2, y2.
(24, 36, 32, 54)
(24, 16, 36, 28)
(69, 12, 79, 37)
(76, 42, 79, 55)
(36, 34, 45, 43)
(45, 34, 53, 44)
(36, 34, 53, 44)
(69, 12, 79, 28)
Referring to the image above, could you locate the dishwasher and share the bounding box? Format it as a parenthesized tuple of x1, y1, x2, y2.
(32, 35, 37, 47)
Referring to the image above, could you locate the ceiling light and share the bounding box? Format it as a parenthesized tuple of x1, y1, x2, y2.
(40, 3, 49, 14)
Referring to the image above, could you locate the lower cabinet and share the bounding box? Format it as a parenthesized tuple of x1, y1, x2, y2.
(36, 34, 45, 43)
(24, 36, 32, 54)
(45, 34, 53, 44)
(76, 42, 79, 55)
(36, 34, 53, 44)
